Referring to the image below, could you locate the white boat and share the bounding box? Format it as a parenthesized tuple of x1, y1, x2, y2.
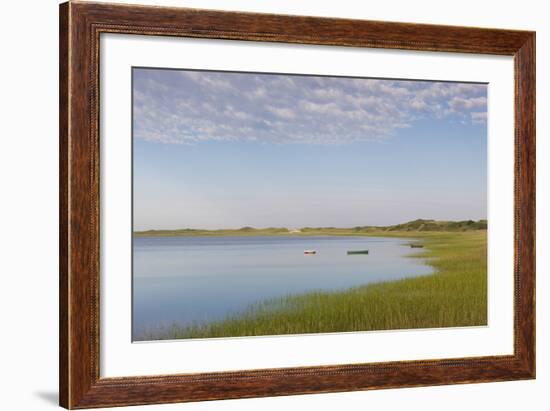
(304, 249, 317, 255)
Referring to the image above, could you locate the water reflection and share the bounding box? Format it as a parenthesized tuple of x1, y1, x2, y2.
(133, 235, 432, 337)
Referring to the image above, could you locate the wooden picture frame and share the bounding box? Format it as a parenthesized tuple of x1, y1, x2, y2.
(59, 1, 535, 408)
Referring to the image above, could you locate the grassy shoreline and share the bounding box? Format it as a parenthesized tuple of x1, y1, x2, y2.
(139, 230, 487, 341)
(133, 219, 487, 237)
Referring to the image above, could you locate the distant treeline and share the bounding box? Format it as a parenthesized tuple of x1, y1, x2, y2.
(134, 219, 487, 237)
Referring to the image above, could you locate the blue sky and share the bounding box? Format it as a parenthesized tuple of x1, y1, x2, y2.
(133, 68, 487, 230)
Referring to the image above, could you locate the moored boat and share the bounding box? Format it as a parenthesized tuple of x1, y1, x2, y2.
(304, 249, 317, 255)
(347, 250, 369, 255)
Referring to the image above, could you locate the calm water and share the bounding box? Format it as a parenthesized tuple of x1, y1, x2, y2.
(133, 235, 432, 338)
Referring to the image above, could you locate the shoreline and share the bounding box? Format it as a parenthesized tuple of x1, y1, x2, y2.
(136, 230, 487, 341)
(133, 219, 487, 238)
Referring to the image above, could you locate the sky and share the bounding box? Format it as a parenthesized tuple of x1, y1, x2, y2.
(132, 68, 487, 230)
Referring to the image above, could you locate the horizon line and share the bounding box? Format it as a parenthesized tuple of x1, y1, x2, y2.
(134, 218, 488, 232)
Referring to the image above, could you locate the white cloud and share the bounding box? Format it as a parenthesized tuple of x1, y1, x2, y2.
(133, 69, 487, 145)
(470, 111, 487, 124)
(410, 98, 429, 110)
(449, 96, 487, 111)
(180, 71, 234, 90)
(266, 106, 296, 119)
(245, 87, 267, 100)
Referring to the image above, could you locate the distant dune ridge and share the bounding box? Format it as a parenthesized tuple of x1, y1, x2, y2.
(134, 219, 487, 237)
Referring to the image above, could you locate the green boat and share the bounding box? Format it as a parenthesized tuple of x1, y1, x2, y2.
(347, 250, 369, 255)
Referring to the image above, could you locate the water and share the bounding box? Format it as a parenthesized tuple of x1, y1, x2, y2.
(133, 235, 432, 338)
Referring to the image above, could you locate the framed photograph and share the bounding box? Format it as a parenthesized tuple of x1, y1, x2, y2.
(59, 1, 535, 408)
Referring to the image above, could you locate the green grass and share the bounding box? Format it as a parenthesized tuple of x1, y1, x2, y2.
(142, 230, 487, 340)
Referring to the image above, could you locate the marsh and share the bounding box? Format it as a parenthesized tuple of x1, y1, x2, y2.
(133, 235, 432, 340)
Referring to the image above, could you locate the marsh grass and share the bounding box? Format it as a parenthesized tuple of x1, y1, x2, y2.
(144, 231, 487, 340)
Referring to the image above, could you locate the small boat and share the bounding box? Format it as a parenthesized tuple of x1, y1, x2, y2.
(410, 244, 424, 248)
(347, 250, 369, 255)
(304, 249, 317, 255)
